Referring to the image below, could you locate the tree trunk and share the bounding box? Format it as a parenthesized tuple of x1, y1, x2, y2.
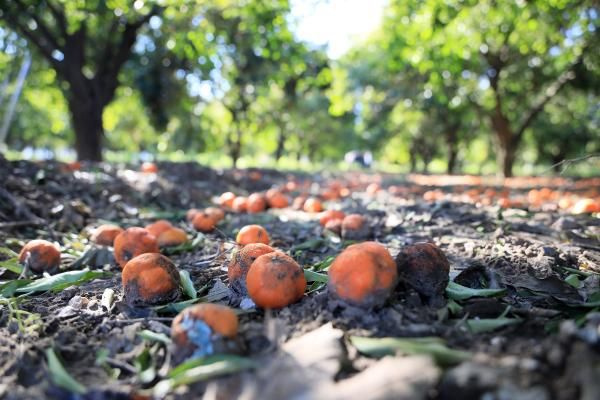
(228, 125, 242, 169)
(444, 128, 458, 175)
(496, 138, 518, 178)
(274, 127, 286, 162)
(408, 148, 416, 173)
(68, 94, 105, 162)
(490, 91, 518, 177)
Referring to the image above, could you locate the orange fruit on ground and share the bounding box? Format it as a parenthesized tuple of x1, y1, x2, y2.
(249, 171, 262, 181)
(66, 161, 82, 171)
(303, 197, 323, 213)
(497, 198, 511, 209)
(232, 196, 248, 213)
(247, 193, 267, 213)
(113, 227, 160, 268)
(192, 212, 216, 232)
(171, 302, 240, 362)
(366, 183, 381, 195)
(140, 162, 158, 173)
(186, 208, 200, 223)
(319, 210, 346, 227)
(285, 181, 298, 192)
(91, 224, 123, 246)
(246, 251, 306, 309)
(266, 190, 289, 208)
(341, 214, 370, 240)
(228, 243, 275, 294)
(218, 192, 236, 208)
(204, 207, 225, 223)
(328, 241, 397, 307)
(19, 239, 61, 274)
(571, 198, 600, 214)
(292, 196, 307, 210)
(122, 253, 180, 306)
(324, 219, 343, 235)
(395, 242, 450, 299)
(172, 303, 239, 344)
(321, 189, 339, 201)
(145, 220, 173, 237)
(157, 227, 188, 247)
(236, 224, 270, 246)
(265, 188, 280, 199)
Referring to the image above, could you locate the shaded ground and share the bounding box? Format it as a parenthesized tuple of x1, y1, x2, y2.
(1, 155, 599, 400)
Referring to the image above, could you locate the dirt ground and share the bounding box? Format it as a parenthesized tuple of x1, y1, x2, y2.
(1, 155, 599, 400)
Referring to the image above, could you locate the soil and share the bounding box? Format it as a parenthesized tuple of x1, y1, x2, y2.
(1, 155, 599, 400)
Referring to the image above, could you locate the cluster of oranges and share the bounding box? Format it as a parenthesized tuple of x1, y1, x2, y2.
(421, 186, 600, 213)
(216, 189, 289, 213)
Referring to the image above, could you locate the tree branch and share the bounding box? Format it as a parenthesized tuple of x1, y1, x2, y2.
(45, 0, 68, 37)
(514, 51, 584, 141)
(96, 7, 159, 105)
(12, 0, 63, 51)
(0, 0, 65, 73)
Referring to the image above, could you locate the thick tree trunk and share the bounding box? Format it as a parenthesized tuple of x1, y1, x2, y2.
(489, 84, 518, 177)
(497, 140, 517, 178)
(491, 115, 517, 178)
(68, 93, 105, 162)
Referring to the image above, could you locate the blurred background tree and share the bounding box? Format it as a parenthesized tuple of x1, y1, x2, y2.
(0, 0, 598, 175)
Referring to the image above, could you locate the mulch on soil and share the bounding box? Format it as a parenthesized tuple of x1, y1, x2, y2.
(1, 155, 599, 400)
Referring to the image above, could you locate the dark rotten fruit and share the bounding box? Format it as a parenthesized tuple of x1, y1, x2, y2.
(395, 242, 450, 304)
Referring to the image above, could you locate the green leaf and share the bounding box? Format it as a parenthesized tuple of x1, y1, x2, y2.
(0, 279, 33, 297)
(179, 270, 197, 299)
(163, 233, 205, 255)
(0, 247, 18, 258)
(310, 255, 335, 271)
(168, 354, 256, 378)
(0, 247, 24, 274)
(153, 298, 202, 314)
(138, 330, 172, 345)
(45, 348, 87, 395)
(350, 336, 471, 366)
(16, 269, 110, 294)
(446, 281, 506, 301)
(155, 355, 256, 397)
(564, 274, 582, 288)
(290, 238, 326, 252)
(304, 269, 329, 283)
(462, 318, 522, 334)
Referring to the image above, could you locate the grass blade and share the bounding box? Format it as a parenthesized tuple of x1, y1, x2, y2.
(446, 281, 506, 301)
(462, 317, 521, 333)
(304, 269, 329, 283)
(350, 336, 471, 366)
(154, 355, 255, 397)
(179, 270, 197, 299)
(16, 269, 110, 294)
(138, 330, 172, 345)
(45, 348, 87, 395)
